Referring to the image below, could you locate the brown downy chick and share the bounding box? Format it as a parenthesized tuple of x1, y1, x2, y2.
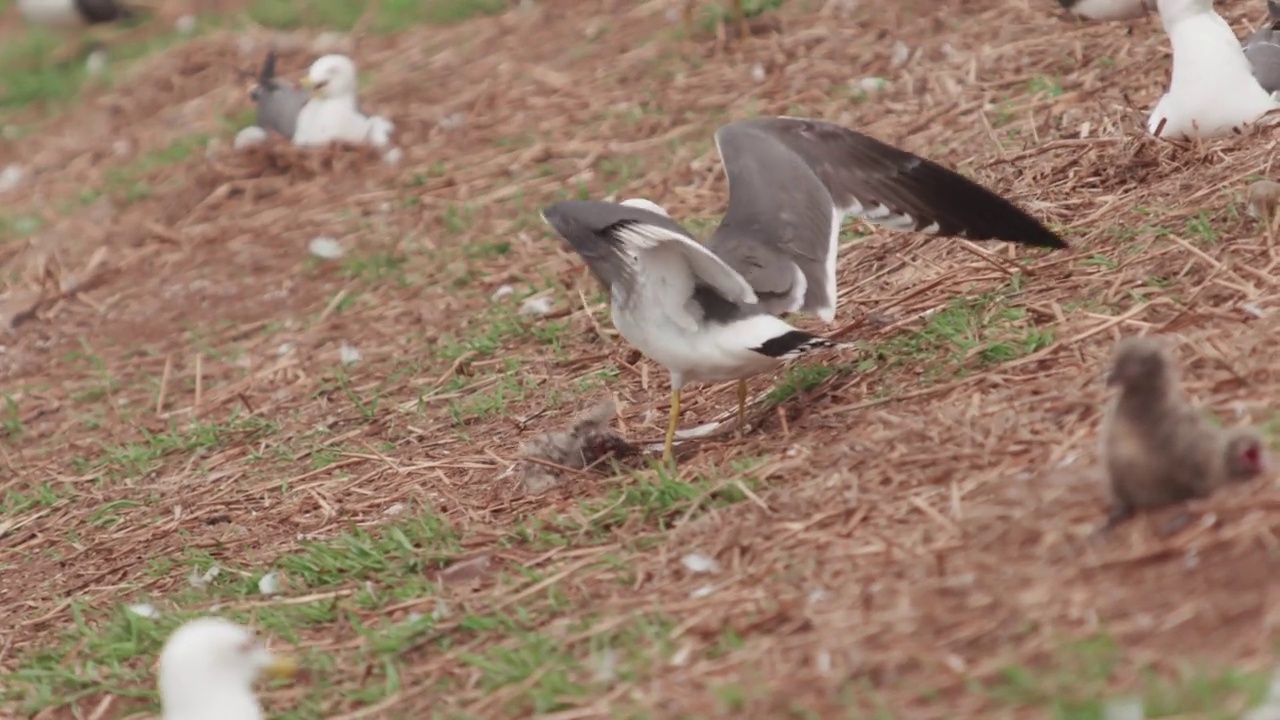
(518, 398, 638, 494)
(1098, 336, 1268, 532)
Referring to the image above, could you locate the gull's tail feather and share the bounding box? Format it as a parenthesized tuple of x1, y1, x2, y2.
(750, 330, 851, 360)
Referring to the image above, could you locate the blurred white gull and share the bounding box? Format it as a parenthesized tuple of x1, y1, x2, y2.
(159, 617, 298, 720)
(1148, 0, 1280, 140)
(293, 54, 394, 149)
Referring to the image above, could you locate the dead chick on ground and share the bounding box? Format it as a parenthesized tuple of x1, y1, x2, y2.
(518, 398, 637, 495)
(1097, 336, 1269, 535)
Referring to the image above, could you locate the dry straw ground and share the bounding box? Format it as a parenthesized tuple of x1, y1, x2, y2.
(3, 0, 1280, 717)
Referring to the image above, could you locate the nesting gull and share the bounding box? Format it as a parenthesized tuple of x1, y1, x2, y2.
(159, 617, 298, 720)
(1243, 0, 1280, 95)
(293, 54, 394, 149)
(542, 117, 1066, 461)
(1148, 0, 1280, 139)
(250, 49, 309, 141)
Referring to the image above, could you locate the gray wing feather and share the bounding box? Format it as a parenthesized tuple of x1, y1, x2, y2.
(705, 122, 835, 317)
(706, 116, 1066, 320)
(1244, 7, 1280, 95)
(251, 50, 309, 139)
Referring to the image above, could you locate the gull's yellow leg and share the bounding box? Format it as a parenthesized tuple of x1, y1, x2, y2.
(663, 388, 681, 463)
(736, 379, 748, 437)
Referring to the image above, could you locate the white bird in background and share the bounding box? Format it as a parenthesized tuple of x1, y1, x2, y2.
(1058, 0, 1153, 21)
(159, 617, 298, 720)
(292, 54, 395, 149)
(1148, 0, 1280, 140)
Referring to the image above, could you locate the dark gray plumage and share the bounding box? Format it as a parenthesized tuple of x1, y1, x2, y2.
(681, 117, 1066, 323)
(250, 50, 310, 140)
(1244, 0, 1280, 94)
(1098, 336, 1268, 533)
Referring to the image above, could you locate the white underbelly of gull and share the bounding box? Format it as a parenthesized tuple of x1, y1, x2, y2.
(542, 116, 1067, 463)
(1149, 0, 1280, 139)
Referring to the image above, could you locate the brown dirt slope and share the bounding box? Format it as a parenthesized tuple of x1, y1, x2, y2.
(3, 0, 1280, 718)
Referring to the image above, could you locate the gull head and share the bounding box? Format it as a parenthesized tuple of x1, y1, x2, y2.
(159, 617, 297, 720)
(300, 54, 358, 99)
(620, 197, 671, 218)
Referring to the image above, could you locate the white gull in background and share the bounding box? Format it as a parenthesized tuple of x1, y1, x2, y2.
(293, 54, 394, 149)
(1148, 0, 1280, 139)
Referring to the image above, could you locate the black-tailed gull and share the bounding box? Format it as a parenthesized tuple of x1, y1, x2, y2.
(541, 116, 1066, 461)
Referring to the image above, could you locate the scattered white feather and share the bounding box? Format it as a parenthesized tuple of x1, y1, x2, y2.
(339, 343, 361, 365)
(1148, 0, 1279, 139)
(0, 164, 25, 194)
(750, 63, 767, 83)
(807, 587, 829, 605)
(491, 284, 516, 301)
(690, 584, 717, 599)
(128, 602, 160, 618)
(383, 502, 406, 516)
(308, 236, 344, 259)
(382, 147, 403, 166)
(174, 14, 197, 35)
(1243, 303, 1266, 318)
(1102, 696, 1145, 720)
(815, 649, 833, 675)
(889, 40, 911, 69)
(437, 112, 467, 131)
(276, 342, 295, 356)
(590, 648, 619, 684)
(258, 572, 281, 596)
(234, 126, 268, 150)
(855, 77, 889, 94)
(519, 295, 554, 317)
(188, 565, 220, 589)
(680, 552, 721, 574)
(85, 50, 108, 76)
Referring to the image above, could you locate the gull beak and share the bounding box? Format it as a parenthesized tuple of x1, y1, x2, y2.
(262, 653, 299, 681)
(299, 76, 327, 95)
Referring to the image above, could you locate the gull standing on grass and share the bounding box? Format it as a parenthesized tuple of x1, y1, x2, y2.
(541, 117, 1066, 462)
(159, 617, 298, 720)
(293, 54, 395, 149)
(1148, 0, 1280, 139)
